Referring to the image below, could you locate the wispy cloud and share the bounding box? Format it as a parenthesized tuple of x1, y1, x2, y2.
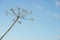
(56, 0, 60, 6)
(37, 5, 43, 10)
(57, 35, 60, 40)
(32, 0, 43, 11)
(50, 13, 60, 18)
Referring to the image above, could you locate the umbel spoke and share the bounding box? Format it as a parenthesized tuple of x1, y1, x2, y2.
(0, 6, 33, 40)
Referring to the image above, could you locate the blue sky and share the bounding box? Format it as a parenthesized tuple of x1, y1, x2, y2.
(0, 0, 60, 40)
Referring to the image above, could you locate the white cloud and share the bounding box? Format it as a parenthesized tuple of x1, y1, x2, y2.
(52, 14, 58, 17)
(32, 0, 43, 11)
(56, 0, 60, 6)
(50, 13, 60, 18)
(37, 5, 43, 10)
(57, 35, 60, 40)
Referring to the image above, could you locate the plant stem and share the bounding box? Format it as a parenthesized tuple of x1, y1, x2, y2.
(0, 16, 19, 40)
